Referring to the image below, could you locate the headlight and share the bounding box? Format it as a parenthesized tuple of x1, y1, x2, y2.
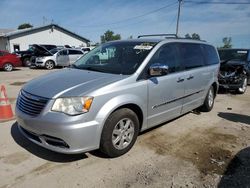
(51, 97, 93, 115)
(37, 57, 45, 60)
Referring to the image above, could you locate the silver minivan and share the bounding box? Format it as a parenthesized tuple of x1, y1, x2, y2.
(16, 36, 220, 157)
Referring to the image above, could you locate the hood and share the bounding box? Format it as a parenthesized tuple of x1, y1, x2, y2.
(221, 60, 246, 66)
(31, 44, 53, 56)
(22, 68, 128, 98)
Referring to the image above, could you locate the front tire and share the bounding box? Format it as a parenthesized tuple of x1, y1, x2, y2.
(100, 108, 139, 157)
(200, 86, 214, 112)
(23, 58, 31, 67)
(3, 63, 13, 71)
(237, 76, 247, 94)
(45, 60, 55, 70)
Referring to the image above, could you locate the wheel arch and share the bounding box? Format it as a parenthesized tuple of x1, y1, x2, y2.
(3, 62, 14, 70)
(114, 103, 144, 131)
(95, 95, 146, 143)
(212, 82, 218, 97)
(46, 59, 56, 65)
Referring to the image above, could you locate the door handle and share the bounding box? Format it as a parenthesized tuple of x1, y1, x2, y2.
(177, 77, 185, 83)
(187, 75, 194, 80)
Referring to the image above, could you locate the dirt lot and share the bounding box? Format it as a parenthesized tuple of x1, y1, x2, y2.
(0, 67, 250, 188)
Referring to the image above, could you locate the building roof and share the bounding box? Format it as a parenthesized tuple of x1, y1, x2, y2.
(2, 24, 90, 42)
(0, 28, 15, 37)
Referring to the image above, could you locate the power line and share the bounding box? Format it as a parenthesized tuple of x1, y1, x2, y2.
(76, 6, 179, 36)
(72, 1, 178, 28)
(185, 1, 250, 5)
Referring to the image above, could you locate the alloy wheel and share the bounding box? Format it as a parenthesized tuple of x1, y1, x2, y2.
(112, 118, 135, 150)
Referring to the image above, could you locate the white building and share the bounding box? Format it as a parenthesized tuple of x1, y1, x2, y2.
(0, 24, 90, 52)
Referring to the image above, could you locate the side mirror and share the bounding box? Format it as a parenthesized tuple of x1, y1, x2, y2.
(149, 63, 169, 77)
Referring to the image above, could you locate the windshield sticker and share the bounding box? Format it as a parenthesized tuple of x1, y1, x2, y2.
(237, 51, 247, 54)
(134, 45, 153, 50)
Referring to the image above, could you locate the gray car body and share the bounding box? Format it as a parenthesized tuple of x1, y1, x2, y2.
(16, 38, 219, 154)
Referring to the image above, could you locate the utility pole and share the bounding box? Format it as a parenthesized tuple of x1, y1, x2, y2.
(176, 0, 182, 37)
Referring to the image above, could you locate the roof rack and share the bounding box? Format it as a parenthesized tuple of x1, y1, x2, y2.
(137, 34, 207, 42)
(137, 34, 178, 38)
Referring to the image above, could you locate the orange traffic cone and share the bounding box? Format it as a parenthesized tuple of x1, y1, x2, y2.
(0, 85, 14, 122)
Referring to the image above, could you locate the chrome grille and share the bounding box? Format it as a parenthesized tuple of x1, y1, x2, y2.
(17, 90, 49, 116)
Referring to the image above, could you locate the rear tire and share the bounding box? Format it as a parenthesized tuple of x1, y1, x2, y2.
(100, 108, 139, 157)
(237, 76, 247, 94)
(200, 86, 214, 112)
(45, 60, 55, 70)
(3, 63, 13, 71)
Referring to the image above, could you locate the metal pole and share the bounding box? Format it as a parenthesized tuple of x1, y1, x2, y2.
(176, 0, 182, 37)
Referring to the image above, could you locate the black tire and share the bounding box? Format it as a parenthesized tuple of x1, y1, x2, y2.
(200, 86, 214, 112)
(3, 63, 13, 71)
(23, 58, 31, 67)
(45, 60, 55, 70)
(100, 108, 139, 157)
(237, 76, 247, 94)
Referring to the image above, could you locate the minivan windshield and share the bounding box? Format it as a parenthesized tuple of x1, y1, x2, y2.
(218, 49, 249, 62)
(73, 41, 157, 75)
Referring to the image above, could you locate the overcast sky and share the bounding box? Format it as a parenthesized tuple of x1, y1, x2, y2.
(0, 0, 250, 48)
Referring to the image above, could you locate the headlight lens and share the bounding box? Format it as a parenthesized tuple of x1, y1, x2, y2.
(52, 97, 93, 115)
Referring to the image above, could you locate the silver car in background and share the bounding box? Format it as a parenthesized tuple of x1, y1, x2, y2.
(16, 35, 220, 157)
(35, 48, 84, 69)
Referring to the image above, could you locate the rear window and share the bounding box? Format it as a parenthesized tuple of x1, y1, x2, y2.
(201, 45, 219, 65)
(178, 43, 205, 70)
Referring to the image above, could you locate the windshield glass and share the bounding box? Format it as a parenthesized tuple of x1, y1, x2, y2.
(218, 49, 248, 61)
(73, 41, 157, 75)
(49, 48, 59, 54)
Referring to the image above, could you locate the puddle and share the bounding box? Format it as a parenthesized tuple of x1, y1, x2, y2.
(10, 82, 26, 86)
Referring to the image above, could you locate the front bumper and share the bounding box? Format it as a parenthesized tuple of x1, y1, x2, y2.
(15, 106, 101, 154)
(35, 61, 46, 67)
(218, 77, 243, 90)
(219, 83, 242, 90)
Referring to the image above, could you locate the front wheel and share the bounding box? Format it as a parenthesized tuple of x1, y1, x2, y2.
(100, 108, 139, 157)
(200, 86, 214, 112)
(45, 60, 55, 70)
(237, 76, 247, 94)
(3, 63, 13, 71)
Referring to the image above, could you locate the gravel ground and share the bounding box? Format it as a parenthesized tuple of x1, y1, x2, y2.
(0, 67, 250, 188)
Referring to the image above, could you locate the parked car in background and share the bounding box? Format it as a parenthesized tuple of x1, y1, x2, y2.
(16, 36, 219, 157)
(0, 50, 22, 71)
(218, 49, 250, 94)
(35, 48, 84, 69)
(14, 44, 57, 67)
(81, 47, 91, 54)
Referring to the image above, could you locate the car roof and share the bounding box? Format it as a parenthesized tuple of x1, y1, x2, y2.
(106, 38, 208, 45)
(63, 48, 83, 51)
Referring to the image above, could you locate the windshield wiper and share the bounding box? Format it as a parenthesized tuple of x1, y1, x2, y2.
(70, 64, 78, 69)
(81, 66, 105, 73)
